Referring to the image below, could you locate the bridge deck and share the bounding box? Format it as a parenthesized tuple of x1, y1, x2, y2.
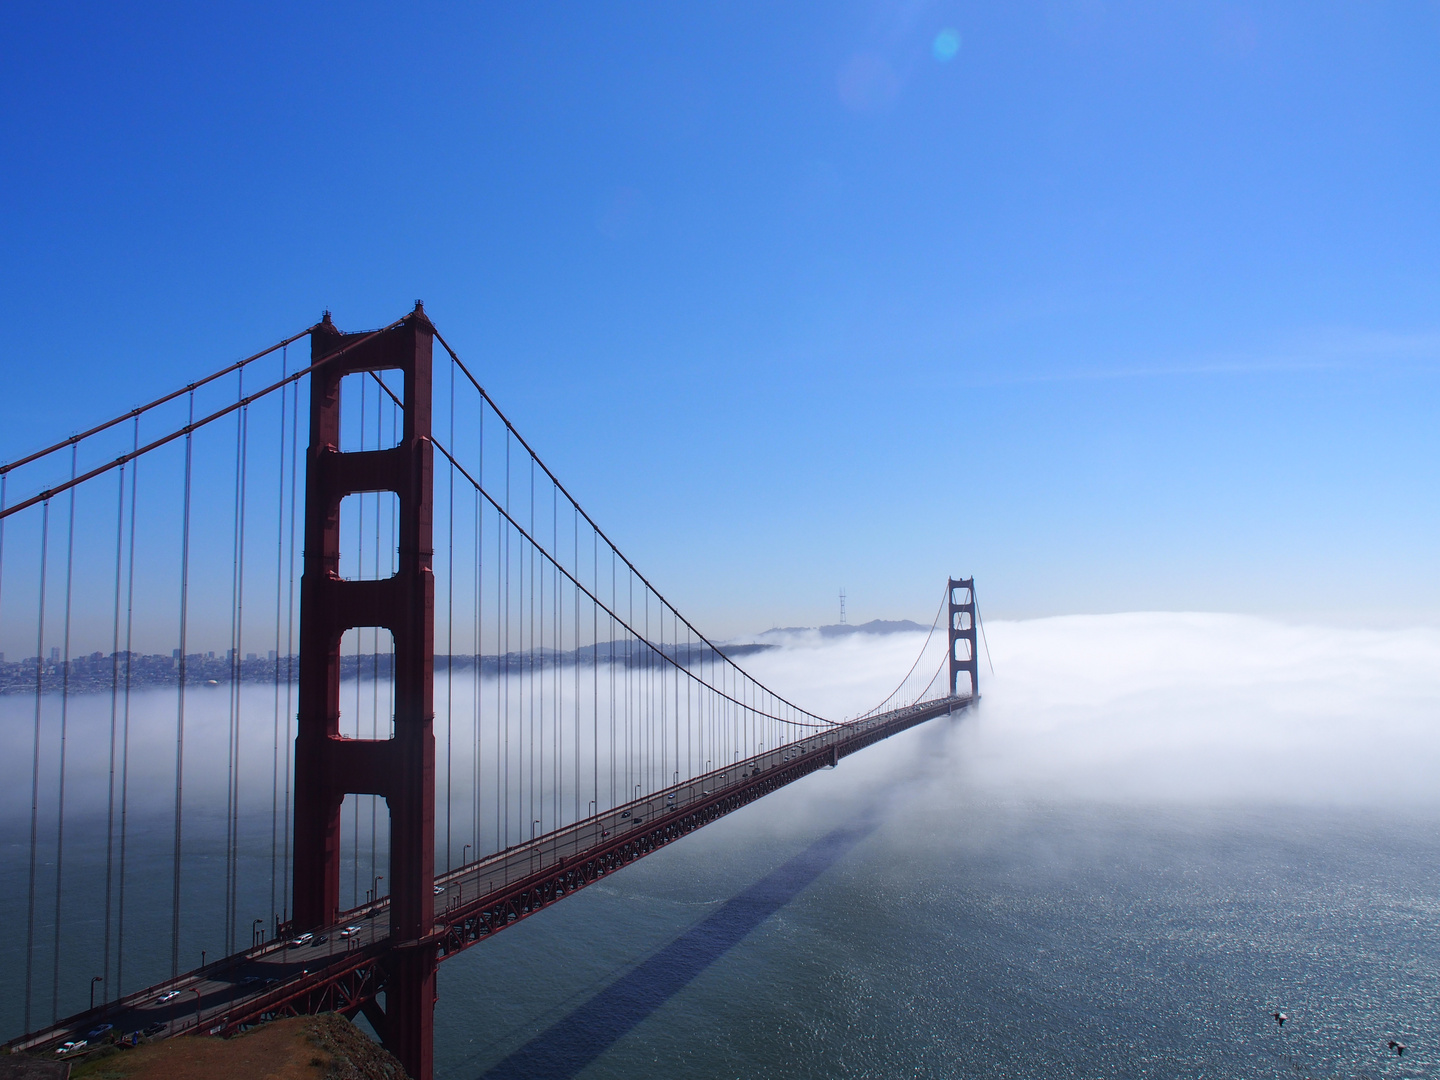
(6, 694, 972, 1055)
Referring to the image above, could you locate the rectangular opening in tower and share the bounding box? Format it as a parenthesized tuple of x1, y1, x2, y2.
(338, 491, 401, 581)
(338, 369, 405, 453)
(338, 791, 391, 914)
(339, 626, 396, 740)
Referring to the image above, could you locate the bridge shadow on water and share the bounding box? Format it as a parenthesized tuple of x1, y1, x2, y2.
(478, 816, 880, 1080)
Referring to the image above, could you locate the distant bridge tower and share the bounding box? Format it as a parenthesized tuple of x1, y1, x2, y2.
(294, 304, 437, 1080)
(947, 577, 978, 697)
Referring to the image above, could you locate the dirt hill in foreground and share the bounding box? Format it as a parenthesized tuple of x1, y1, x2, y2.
(56, 1014, 405, 1080)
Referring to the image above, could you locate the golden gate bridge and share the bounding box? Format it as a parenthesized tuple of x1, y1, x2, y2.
(0, 304, 978, 1079)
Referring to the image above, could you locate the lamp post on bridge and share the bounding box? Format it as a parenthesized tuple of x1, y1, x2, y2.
(90, 976, 102, 1012)
(253, 918, 264, 948)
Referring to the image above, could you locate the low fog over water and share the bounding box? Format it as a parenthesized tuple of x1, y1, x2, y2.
(434, 613, 1440, 1079)
(3, 612, 1437, 1076)
(734, 611, 1440, 808)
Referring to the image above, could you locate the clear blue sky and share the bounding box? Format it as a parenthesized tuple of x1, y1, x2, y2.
(2, 1, 1436, 634)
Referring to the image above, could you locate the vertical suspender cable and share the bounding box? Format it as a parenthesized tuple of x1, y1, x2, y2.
(974, 584, 995, 675)
(117, 419, 139, 992)
(271, 348, 288, 935)
(544, 478, 549, 832)
(234, 392, 249, 951)
(172, 391, 195, 983)
(610, 547, 616, 813)
(495, 461, 502, 858)
(480, 403, 492, 858)
(683, 628, 690, 776)
(52, 448, 78, 1022)
(102, 461, 126, 1002)
(386, 390, 396, 749)
(503, 433, 510, 859)
(371, 387, 384, 891)
(592, 530, 598, 813)
(0, 477, 15, 987)
(534, 460, 542, 839)
(226, 372, 246, 956)
(227, 394, 240, 952)
(572, 502, 579, 827)
(529, 458, 535, 843)
(554, 486, 560, 826)
(352, 382, 365, 907)
(624, 576, 630, 812)
(643, 590, 649, 794)
(446, 359, 455, 871)
(670, 611, 677, 782)
(283, 362, 299, 927)
(548, 484, 555, 827)
(24, 499, 50, 1034)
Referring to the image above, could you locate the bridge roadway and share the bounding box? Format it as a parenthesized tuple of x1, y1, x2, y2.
(8, 693, 973, 1057)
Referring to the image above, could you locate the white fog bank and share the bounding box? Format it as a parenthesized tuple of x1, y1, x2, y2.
(742, 612, 1440, 809)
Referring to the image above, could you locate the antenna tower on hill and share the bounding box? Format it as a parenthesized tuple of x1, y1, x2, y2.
(839, 588, 847, 625)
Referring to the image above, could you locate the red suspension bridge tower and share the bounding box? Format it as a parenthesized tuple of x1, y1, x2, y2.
(293, 304, 437, 1078)
(948, 577, 978, 698)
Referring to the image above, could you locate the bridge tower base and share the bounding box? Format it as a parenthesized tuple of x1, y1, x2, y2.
(294, 305, 437, 1080)
(948, 577, 978, 698)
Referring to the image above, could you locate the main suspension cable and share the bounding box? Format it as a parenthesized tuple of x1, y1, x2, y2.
(427, 434, 836, 731)
(0, 327, 312, 478)
(0, 319, 406, 522)
(974, 583, 995, 675)
(431, 332, 829, 727)
(858, 585, 950, 718)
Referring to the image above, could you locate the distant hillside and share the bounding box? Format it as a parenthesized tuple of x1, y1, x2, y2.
(759, 619, 929, 638)
(716, 642, 777, 658)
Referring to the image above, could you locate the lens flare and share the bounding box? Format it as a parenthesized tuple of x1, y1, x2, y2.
(933, 28, 960, 62)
